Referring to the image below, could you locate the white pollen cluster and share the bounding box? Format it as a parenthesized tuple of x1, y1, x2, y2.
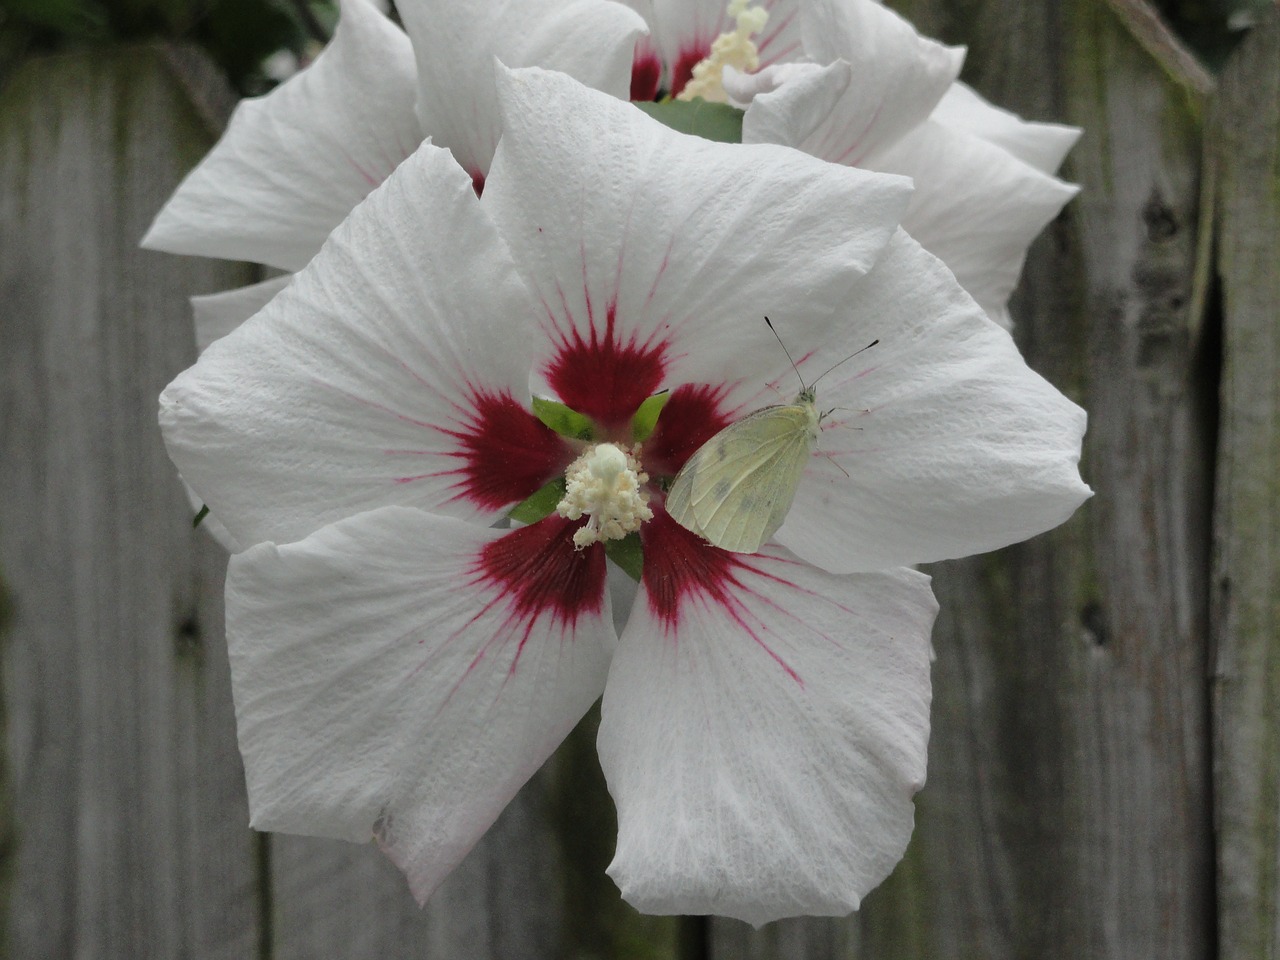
(557, 443, 654, 549)
(677, 0, 769, 104)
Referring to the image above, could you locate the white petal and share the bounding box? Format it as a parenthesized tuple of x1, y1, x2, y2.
(742, 44, 962, 168)
(774, 231, 1091, 573)
(932, 81, 1081, 175)
(398, 0, 648, 182)
(600, 525, 935, 925)
(486, 66, 911, 418)
(755, 0, 805, 69)
(864, 120, 1079, 323)
(227, 507, 614, 902)
(161, 143, 561, 548)
(721, 61, 819, 108)
(142, 0, 421, 270)
(794, 0, 964, 145)
(191, 275, 292, 352)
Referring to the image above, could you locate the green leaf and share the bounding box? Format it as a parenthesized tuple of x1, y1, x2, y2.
(532, 395, 595, 440)
(507, 478, 567, 525)
(633, 98, 744, 144)
(192, 504, 210, 529)
(604, 533, 644, 582)
(630, 389, 671, 443)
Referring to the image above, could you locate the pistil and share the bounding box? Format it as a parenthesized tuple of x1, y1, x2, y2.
(557, 443, 654, 549)
(676, 0, 769, 104)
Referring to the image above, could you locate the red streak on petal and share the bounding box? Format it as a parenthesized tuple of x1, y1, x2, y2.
(641, 509, 802, 684)
(544, 306, 670, 432)
(631, 52, 662, 101)
(438, 389, 573, 509)
(470, 170, 486, 197)
(472, 517, 608, 639)
(669, 44, 710, 100)
(641, 383, 736, 477)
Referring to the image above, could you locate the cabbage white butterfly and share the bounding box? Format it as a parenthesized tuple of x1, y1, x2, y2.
(665, 319, 876, 553)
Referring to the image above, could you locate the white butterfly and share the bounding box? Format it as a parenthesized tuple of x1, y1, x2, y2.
(665, 319, 876, 553)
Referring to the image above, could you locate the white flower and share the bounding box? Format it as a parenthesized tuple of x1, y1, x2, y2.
(160, 67, 1089, 924)
(728, 0, 1081, 328)
(144, 0, 1076, 351)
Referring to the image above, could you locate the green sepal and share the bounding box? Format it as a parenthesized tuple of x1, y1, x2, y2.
(507, 478, 567, 525)
(604, 533, 644, 583)
(192, 505, 210, 529)
(630, 390, 671, 443)
(634, 98, 745, 144)
(532, 396, 594, 440)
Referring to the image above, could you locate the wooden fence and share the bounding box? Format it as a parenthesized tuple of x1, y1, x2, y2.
(0, 0, 1275, 956)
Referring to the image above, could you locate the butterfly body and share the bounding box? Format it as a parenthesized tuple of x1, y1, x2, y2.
(665, 387, 821, 553)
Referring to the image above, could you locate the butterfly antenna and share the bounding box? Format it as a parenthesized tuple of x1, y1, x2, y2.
(811, 338, 879, 388)
(764, 316, 807, 391)
(819, 450, 852, 478)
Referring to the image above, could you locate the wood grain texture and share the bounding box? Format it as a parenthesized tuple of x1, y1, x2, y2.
(1210, 7, 1280, 957)
(267, 766, 567, 959)
(712, 1, 1217, 956)
(0, 47, 261, 958)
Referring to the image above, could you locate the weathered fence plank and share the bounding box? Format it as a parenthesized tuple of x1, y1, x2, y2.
(1210, 6, 1280, 958)
(0, 48, 261, 958)
(713, 1, 1217, 956)
(268, 770, 566, 958)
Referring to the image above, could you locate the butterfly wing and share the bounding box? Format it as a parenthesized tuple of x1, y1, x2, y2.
(665, 404, 817, 553)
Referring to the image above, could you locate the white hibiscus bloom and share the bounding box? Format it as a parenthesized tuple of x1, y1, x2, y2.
(160, 68, 1089, 924)
(724, 0, 1081, 328)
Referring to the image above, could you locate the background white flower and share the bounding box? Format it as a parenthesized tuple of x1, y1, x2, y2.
(728, 0, 1081, 328)
(141, 0, 647, 347)
(143, 0, 1078, 354)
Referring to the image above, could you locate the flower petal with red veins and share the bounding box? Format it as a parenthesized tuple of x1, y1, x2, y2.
(601, 510, 935, 925)
(227, 507, 613, 903)
(161, 144, 557, 548)
(640, 383, 737, 477)
(487, 65, 912, 411)
(142, 0, 420, 271)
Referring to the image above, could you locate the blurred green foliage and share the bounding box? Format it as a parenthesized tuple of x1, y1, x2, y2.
(0, 0, 336, 92)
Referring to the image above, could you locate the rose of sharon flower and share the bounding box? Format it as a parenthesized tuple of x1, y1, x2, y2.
(144, 0, 1075, 354)
(724, 0, 1081, 328)
(141, 0, 648, 346)
(160, 67, 1089, 924)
